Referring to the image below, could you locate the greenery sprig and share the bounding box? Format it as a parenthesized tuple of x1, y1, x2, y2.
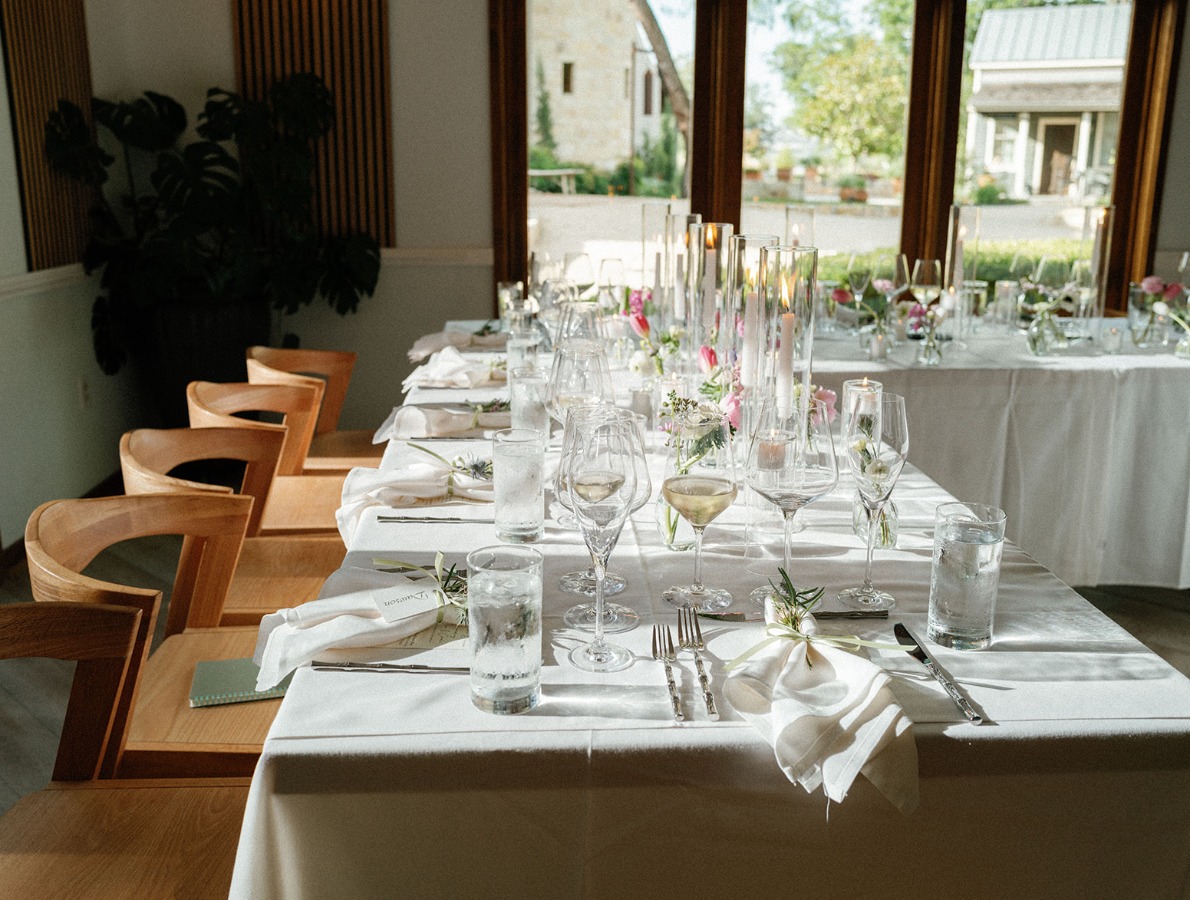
(766, 567, 825, 634)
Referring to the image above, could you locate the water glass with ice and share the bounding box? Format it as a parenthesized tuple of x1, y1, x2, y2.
(466, 545, 543, 714)
(509, 366, 550, 436)
(927, 501, 1007, 650)
(493, 428, 545, 543)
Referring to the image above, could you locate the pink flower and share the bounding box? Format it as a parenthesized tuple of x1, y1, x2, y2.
(1164, 282, 1184, 301)
(629, 313, 650, 340)
(812, 387, 838, 424)
(720, 391, 741, 431)
(1141, 275, 1165, 296)
(909, 303, 926, 321)
(831, 287, 852, 305)
(629, 289, 646, 316)
(699, 345, 718, 373)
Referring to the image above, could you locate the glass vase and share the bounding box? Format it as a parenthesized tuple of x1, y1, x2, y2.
(1026, 308, 1068, 356)
(915, 327, 942, 366)
(655, 495, 695, 551)
(1128, 285, 1169, 348)
(852, 493, 898, 549)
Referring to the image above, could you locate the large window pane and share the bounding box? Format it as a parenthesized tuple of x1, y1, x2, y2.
(526, 1, 694, 289)
(954, 1, 1128, 282)
(739, 1, 910, 283)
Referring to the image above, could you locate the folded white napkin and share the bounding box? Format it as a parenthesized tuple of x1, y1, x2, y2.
(336, 444, 493, 542)
(723, 614, 919, 814)
(253, 566, 463, 690)
(372, 404, 511, 442)
(408, 330, 508, 363)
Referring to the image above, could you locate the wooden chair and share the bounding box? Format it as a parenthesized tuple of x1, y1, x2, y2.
(120, 427, 345, 626)
(186, 380, 345, 533)
(0, 601, 248, 899)
(246, 345, 383, 468)
(25, 493, 278, 777)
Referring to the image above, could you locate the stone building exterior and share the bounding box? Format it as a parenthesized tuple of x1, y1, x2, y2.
(529, 0, 663, 170)
(965, 3, 1128, 200)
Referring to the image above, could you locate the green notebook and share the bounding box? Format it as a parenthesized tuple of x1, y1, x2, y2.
(189, 658, 292, 708)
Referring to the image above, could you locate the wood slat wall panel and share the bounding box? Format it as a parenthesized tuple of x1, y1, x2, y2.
(0, 0, 94, 271)
(232, 0, 393, 246)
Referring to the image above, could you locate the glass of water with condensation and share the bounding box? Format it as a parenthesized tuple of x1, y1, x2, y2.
(466, 545, 543, 714)
(493, 428, 545, 542)
(927, 502, 1007, 650)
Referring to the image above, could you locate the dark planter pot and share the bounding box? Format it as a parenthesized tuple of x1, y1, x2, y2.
(132, 301, 272, 426)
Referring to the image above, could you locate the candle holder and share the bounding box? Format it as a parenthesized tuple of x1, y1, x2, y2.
(686, 221, 733, 371)
(760, 246, 816, 420)
(725, 233, 779, 390)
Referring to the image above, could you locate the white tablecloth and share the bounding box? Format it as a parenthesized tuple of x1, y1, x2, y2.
(809, 324, 1190, 588)
(230, 423, 1190, 897)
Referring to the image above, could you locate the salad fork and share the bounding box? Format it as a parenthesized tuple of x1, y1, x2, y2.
(677, 608, 720, 721)
(651, 625, 684, 722)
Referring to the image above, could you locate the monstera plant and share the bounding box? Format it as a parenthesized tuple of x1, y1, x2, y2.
(45, 73, 380, 420)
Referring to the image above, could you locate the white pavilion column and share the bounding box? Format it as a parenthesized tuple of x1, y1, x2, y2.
(1012, 113, 1030, 198)
(1075, 111, 1093, 196)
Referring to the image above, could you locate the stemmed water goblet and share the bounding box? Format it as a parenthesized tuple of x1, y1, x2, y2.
(838, 393, 909, 610)
(558, 406, 652, 633)
(661, 404, 739, 611)
(745, 399, 838, 605)
(545, 339, 614, 433)
(565, 416, 641, 672)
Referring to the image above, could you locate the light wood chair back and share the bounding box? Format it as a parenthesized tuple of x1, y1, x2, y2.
(120, 427, 284, 536)
(0, 602, 140, 781)
(246, 345, 357, 435)
(186, 380, 319, 476)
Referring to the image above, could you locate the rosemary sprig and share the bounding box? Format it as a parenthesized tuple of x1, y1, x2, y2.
(766, 567, 825, 634)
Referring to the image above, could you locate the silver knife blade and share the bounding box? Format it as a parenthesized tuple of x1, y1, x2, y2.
(310, 660, 469, 674)
(699, 609, 889, 622)
(893, 623, 983, 725)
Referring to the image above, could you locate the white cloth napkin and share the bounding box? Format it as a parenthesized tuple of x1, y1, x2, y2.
(335, 444, 494, 543)
(372, 404, 511, 442)
(723, 614, 919, 814)
(407, 330, 507, 362)
(252, 566, 463, 691)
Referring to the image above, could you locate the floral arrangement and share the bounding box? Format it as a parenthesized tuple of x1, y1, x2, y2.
(1133, 276, 1186, 345)
(627, 310, 680, 376)
(1139, 275, 1185, 306)
(834, 283, 890, 332)
(694, 347, 742, 433)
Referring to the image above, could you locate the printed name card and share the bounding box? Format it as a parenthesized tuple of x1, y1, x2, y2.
(373, 576, 443, 624)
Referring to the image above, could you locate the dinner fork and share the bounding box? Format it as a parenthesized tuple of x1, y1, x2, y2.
(651, 624, 684, 722)
(677, 607, 720, 721)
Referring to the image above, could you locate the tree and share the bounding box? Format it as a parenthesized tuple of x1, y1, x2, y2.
(629, 0, 690, 192)
(534, 56, 555, 152)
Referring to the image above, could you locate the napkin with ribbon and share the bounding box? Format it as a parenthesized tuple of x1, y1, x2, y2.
(408, 330, 507, 362)
(372, 403, 511, 442)
(252, 565, 463, 690)
(402, 347, 506, 391)
(723, 612, 919, 814)
(335, 443, 494, 543)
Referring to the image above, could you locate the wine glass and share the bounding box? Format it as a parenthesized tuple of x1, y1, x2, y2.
(545, 339, 614, 431)
(910, 258, 942, 307)
(847, 254, 873, 305)
(596, 258, 625, 314)
(745, 399, 838, 605)
(661, 405, 739, 611)
(564, 252, 596, 298)
(559, 407, 653, 636)
(537, 278, 578, 345)
(1033, 257, 1071, 308)
(565, 416, 640, 672)
(555, 300, 604, 344)
(838, 393, 909, 610)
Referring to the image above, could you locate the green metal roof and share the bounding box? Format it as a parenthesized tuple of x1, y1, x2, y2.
(970, 3, 1131, 66)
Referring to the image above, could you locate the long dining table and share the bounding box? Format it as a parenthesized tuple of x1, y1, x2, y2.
(228, 344, 1190, 899)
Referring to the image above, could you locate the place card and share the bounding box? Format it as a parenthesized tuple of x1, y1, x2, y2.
(373, 575, 444, 624)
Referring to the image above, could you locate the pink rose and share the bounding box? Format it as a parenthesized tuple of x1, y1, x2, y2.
(629, 313, 650, 340)
(813, 387, 838, 424)
(1164, 282, 1184, 301)
(698, 345, 718, 373)
(721, 391, 741, 431)
(831, 287, 852, 305)
(1141, 275, 1165, 296)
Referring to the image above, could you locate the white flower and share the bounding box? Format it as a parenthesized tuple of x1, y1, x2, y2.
(1153, 300, 1170, 316)
(628, 349, 651, 375)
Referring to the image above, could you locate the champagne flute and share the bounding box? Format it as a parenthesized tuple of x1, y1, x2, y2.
(661, 405, 739, 611)
(745, 399, 838, 605)
(545, 339, 614, 431)
(559, 407, 653, 635)
(565, 417, 639, 672)
(838, 393, 909, 610)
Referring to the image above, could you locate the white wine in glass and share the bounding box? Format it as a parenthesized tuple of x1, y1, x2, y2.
(911, 258, 942, 306)
(661, 406, 739, 611)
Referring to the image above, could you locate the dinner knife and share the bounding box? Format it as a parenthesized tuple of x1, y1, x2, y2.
(698, 609, 889, 622)
(310, 660, 469, 674)
(377, 515, 492, 524)
(892, 623, 984, 725)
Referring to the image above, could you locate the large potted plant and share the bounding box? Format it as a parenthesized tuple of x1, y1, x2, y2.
(45, 73, 381, 424)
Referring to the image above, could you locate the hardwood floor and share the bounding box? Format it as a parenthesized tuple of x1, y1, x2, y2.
(1, 540, 1188, 816)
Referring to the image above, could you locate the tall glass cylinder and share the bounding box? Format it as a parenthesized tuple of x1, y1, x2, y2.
(761, 246, 816, 420)
(784, 205, 817, 247)
(642, 201, 671, 296)
(686, 222, 733, 369)
(1090, 205, 1114, 344)
(666, 211, 700, 347)
(724, 233, 780, 385)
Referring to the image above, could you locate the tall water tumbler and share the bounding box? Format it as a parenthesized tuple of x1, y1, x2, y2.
(493, 429, 545, 543)
(927, 502, 1007, 650)
(467, 545, 543, 714)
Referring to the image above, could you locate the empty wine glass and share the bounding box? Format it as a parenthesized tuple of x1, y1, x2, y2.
(559, 406, 653, 636)
(546, 339, 614, 431)
(661, 404, 739, 611)
(564, 252, 596, 298)
(838, 393, 909, 611)
(565, 416, 640, 672)
(847, 254, 873, 304)
(596, 258, 625, 314)
(745, 399, 837, 605)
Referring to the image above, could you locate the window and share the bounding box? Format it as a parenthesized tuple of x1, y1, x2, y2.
(562, 62, 574, 94)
